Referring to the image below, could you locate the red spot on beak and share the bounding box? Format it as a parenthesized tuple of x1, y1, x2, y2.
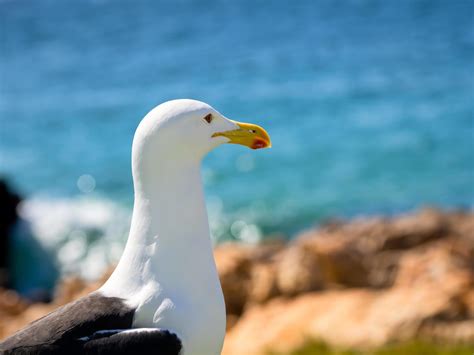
(251, 139, 268, 150)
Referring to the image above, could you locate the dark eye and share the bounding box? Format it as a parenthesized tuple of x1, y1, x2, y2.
(203, 113, 213, 124)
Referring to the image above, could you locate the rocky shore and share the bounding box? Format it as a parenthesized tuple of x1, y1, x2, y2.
(1, 208, 473, 354)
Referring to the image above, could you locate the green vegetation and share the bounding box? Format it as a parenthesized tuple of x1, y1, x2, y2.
(274, 340, 474, 355)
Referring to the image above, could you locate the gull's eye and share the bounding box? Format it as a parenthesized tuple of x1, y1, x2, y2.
(203, 113, 213, 124)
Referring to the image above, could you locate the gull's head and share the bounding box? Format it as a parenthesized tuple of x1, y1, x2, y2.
(133, 99, 271, 163)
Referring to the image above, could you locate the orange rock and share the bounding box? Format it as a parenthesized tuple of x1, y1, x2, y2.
(223, 281, 472, 355)
(214, 244, 254, 316)
(248, 262, 279, 304)
(276, 242, 323, 295)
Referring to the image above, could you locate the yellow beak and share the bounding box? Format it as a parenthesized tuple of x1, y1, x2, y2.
(212, 120, 272, 150)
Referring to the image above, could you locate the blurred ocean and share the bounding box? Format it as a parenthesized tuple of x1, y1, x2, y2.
(1, 0, 473, 282)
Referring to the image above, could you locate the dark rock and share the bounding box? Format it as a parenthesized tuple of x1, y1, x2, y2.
(0, 179, 22, 288)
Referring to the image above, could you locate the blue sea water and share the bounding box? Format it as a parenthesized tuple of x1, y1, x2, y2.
(1, 0, 473, 282)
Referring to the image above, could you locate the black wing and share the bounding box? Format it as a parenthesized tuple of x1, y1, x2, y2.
(81, 329, 182, 355)
(0, 292, 182, 355)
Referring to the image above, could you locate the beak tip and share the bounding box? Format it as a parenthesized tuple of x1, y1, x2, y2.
(251, 138, 271, 150)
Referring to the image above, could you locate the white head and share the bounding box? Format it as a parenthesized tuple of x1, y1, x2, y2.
(133, 99, 270, 160)
(131, 99, 271, 186)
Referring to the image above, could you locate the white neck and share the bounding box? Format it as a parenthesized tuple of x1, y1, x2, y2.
(101, 151, 226, 354)
(107, 160, 212, 287)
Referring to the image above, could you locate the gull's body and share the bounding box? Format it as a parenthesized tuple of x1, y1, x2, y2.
(100, 100, 228, 353)
(0, 99, 270, 355)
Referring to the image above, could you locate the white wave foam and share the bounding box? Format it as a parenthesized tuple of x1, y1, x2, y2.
(17, 196, 131, 280)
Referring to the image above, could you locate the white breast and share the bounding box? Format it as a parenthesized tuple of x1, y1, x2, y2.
(124, 270, 226, 355)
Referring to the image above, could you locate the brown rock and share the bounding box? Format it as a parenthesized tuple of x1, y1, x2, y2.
(214, 242, 285, 316)
(365, 251, 401, 288)
(318, 208, 448, 253)
(310, 235, 369, 287)
(214, 244, 253, 316)
(394, 240, 472, 291)
(223, 282, 472, 355)
(463, 289, 474, 319)
(419, 320, 474, 344)
(248, 262, 279, 304)
(381, 208, 448, 250)
(0, 289, 27, 317)
(276, 242, 323, 295)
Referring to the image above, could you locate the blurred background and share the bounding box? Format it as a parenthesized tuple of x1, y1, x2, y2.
(1, 0, 473, 352)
